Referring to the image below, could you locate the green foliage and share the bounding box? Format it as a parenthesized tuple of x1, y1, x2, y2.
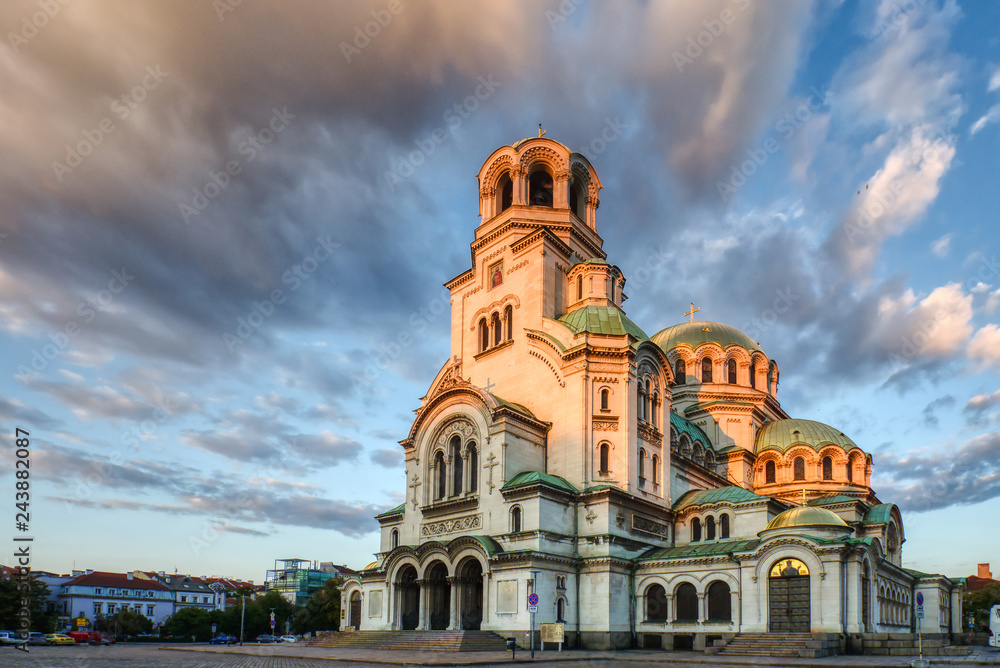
(164, 606, 212, 640)
(293, 577, 342, 634)
(0, 576, 55, 633)
(964, 582, 1000, 630)
(95, 609, 154, 635)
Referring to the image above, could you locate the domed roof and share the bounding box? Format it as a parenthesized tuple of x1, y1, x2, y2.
(558, 305, 648, 341)
(754, 419, 861, 455)
(651, 321, 762, 354)
(764, 506, 849, 531)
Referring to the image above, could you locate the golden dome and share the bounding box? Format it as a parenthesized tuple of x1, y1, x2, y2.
(765, 506, 849, 531)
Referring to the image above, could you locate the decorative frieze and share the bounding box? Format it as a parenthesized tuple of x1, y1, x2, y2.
(631, 514, 668, 538)
(421, 513, 481, 537)
(593, 418, 619, 431)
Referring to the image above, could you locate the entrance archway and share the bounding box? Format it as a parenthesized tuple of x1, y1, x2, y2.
(426, 561, 451, 630)
(397, 565, 419, 630)
(768, 558, 810, 632)
(349, 592, 361, 629)
(457, 558, 483, 630)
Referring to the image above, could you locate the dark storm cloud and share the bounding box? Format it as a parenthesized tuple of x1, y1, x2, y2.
(873, 432, 1000, 512)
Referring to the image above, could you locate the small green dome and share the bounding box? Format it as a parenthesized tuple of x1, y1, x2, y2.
(765, 506, 849, 531)
(754, 419, 860, 455)
(558, 305, 649, 340)
(651, 321, 762, 355)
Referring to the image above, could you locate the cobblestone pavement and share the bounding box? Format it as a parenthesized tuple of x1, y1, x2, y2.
(1, 643, 996, 668)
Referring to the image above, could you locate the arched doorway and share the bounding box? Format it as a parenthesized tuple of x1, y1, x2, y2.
(397, 565, 419, 630)
(768, 558, 810, 632)
(426, 561, 451, 630)
(457, 558, 483, 630)
(349, 591, 361, 629)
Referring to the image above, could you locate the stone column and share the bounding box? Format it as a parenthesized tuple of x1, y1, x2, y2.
(697, 592, 706, 623)
(416, 579, 426, 630)
(447, 576, 459, 630)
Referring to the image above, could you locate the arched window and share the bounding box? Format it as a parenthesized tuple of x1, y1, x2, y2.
(706, 515, 716, 540)
(638, 383, 646, 422)
(451, 436, 463, 495)
(822, 456, 833, 480)
(528, 169, 553, 206)
(749, 362, 756, 388)
(651, 391, 658, 428)
(793, 456, 805, 481)
(570, 181, 586, 219)
(727, 359, 737, 384)
(652, 454, 660, 485)
(599, 443, 610, 474)
(479, 318, 488, 352)
(765, 460, 776, 484)
(600, 388, 609, 411)
(557, 597, 566, 622)
(510, 506, 522, 533)
(644, 379, 652, 422)
(577, 275, 583, 300)
(675, 359, 686, 385)
(691, 517, 702, 542)
(707, 581, 731, 621)
(468, 443, 478, 492)
(701, 357, 713, 383)
(497, 171, 513, 214)
(390, 528, 399, 549)
(645, 584, 668, 622)
(719, 513, 729, 539)
(847, 460, 854, 482)
(435, 451, 446, 500)
(638, 448, 646, 482)
(504, 305, 513, 341)
(491, 312, 501, 346)
(675, 583, 698, 622)
(768, 361, 777, 392)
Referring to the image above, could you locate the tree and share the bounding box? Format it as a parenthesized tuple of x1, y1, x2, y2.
(0, 576, 55, 634)
(964, 582, 1000, 631)
(164, 606, 212, 640)
(96, 609, 153, 636)
(250, 591, 296, 636)
(293, 577, 342, 634)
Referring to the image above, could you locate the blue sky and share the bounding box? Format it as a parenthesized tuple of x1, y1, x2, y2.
(1, 0, 998, 584)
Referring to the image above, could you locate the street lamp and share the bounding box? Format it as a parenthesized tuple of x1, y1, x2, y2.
(239, 596, 247, 646)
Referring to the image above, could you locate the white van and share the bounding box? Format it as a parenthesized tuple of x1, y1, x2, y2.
(990, 605, 1000, 648)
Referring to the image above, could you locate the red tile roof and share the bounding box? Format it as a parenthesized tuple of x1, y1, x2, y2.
(67, 571, 171, 590)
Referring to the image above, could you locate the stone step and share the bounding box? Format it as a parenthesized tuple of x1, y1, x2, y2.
(308, 630, 509, 652)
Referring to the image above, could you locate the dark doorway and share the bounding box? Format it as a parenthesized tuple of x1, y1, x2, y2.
(397, 565, 419, 630)
(426, 561, 451, 630)
(349, 592, 361, 629)
(769, 560, 810, 632)
(458, 559, 483, 630)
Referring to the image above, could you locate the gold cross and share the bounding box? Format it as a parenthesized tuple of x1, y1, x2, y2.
(685, 303, 700, 323)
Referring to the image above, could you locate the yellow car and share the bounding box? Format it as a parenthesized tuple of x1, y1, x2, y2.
(45, 634, 76, 645)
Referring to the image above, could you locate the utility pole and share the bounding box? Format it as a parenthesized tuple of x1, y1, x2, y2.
(239, 597, 246, 646)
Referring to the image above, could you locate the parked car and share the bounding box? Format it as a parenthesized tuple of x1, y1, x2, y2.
(67, 630, 104, 645)
(45, 634, 76, 645)
(278, 635, 297, 643)
(100, 634, 115, 645)
(209, 635, 236, 645)
(0, 631, 21, 646)
(27, 633, 48, 646)
(255, 634, 277, 643)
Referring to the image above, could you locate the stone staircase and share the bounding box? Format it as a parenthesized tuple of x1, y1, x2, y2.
(308, 630, 509, 652)
(716, 632, 837, 658)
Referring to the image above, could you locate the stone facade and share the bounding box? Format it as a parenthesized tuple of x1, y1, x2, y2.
(341, 137, 964, 651)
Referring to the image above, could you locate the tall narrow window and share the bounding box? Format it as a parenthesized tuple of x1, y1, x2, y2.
(646, 584, 668, 622)
(793, 456, 805, 481)
(651, 392, 658, 428)
(652, 454, 660, 484)
(765, 460, 776, 484)
(600, 388, 609, 411)
(468, 444, 478, 492)
(491, 312, 501, 346)
(692, 518, 702, 542)
(707, 581, 731, 621)
(504, 305, 513, 341)
(557, 598, 566, 622)
(510, 506, 522, 533)
(675, 583, 698, 622)
(822, 456, 833, 480)
(675, 359, 686, 385)
(645, 379, 652, 421)
(706, 515, 716, 540)
(497, 172, 513, 214)
(435, 451, 446, 499)
(720, 514, 729, 539)
(749, 362, 756, 388)
(702, 357, 713, 383)
(529, 169, 553, 206)
(599, 443, 610, 474)
(479, 318, 488, 352)
(577, 275, 583, 300)
(451, 436, 463, 495)
(391, 529, 399, 549)
(638, 384, 646, 421)
(847, 460, 853, 482)
(727, 359, 737, 384)
(638, 448, 646, 481)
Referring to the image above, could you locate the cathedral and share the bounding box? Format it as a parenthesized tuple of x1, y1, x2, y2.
(341, 136, 964, 651)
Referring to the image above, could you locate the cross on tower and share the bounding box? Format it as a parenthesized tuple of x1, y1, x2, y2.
(483, 378, 496, 393)
(483, 453, 500, 493)
(408, 474, 421, 509)
(685, 302, 700, 323)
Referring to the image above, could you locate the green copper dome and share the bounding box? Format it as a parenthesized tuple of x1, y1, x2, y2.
(558, 305, 649, 340)
(651, 321, 762, 354)
(754, 419, 861, 455)
(765, 506, 849, 531)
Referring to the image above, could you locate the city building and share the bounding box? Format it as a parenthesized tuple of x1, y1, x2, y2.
(58, 570, 175, 629)
(342, 136, 965, 651)
(265, 559, 355, 605)
(142, 572, 221, 612)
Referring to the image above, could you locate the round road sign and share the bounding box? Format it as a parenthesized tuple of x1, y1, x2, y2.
(916, 592, 924, 606)
(528, 592, 539, 606)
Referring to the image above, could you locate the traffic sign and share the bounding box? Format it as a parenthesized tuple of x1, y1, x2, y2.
(916, 605, 924, 619)
(528, 593, 538, 606)
(528, 605, 538, 613)
(916, 592, 924, 606)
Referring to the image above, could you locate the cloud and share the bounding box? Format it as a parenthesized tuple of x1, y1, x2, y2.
(969, 324, 1000, 370)
(874, 431, 1000, 512)
(922, 394, 955, 427)
(0, 397, 62, 430)
(369, 448, 403, 468)
(970, 104, 1000, 135)
(930, 233, 952, 258)
(964, 389, 1000, 425)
